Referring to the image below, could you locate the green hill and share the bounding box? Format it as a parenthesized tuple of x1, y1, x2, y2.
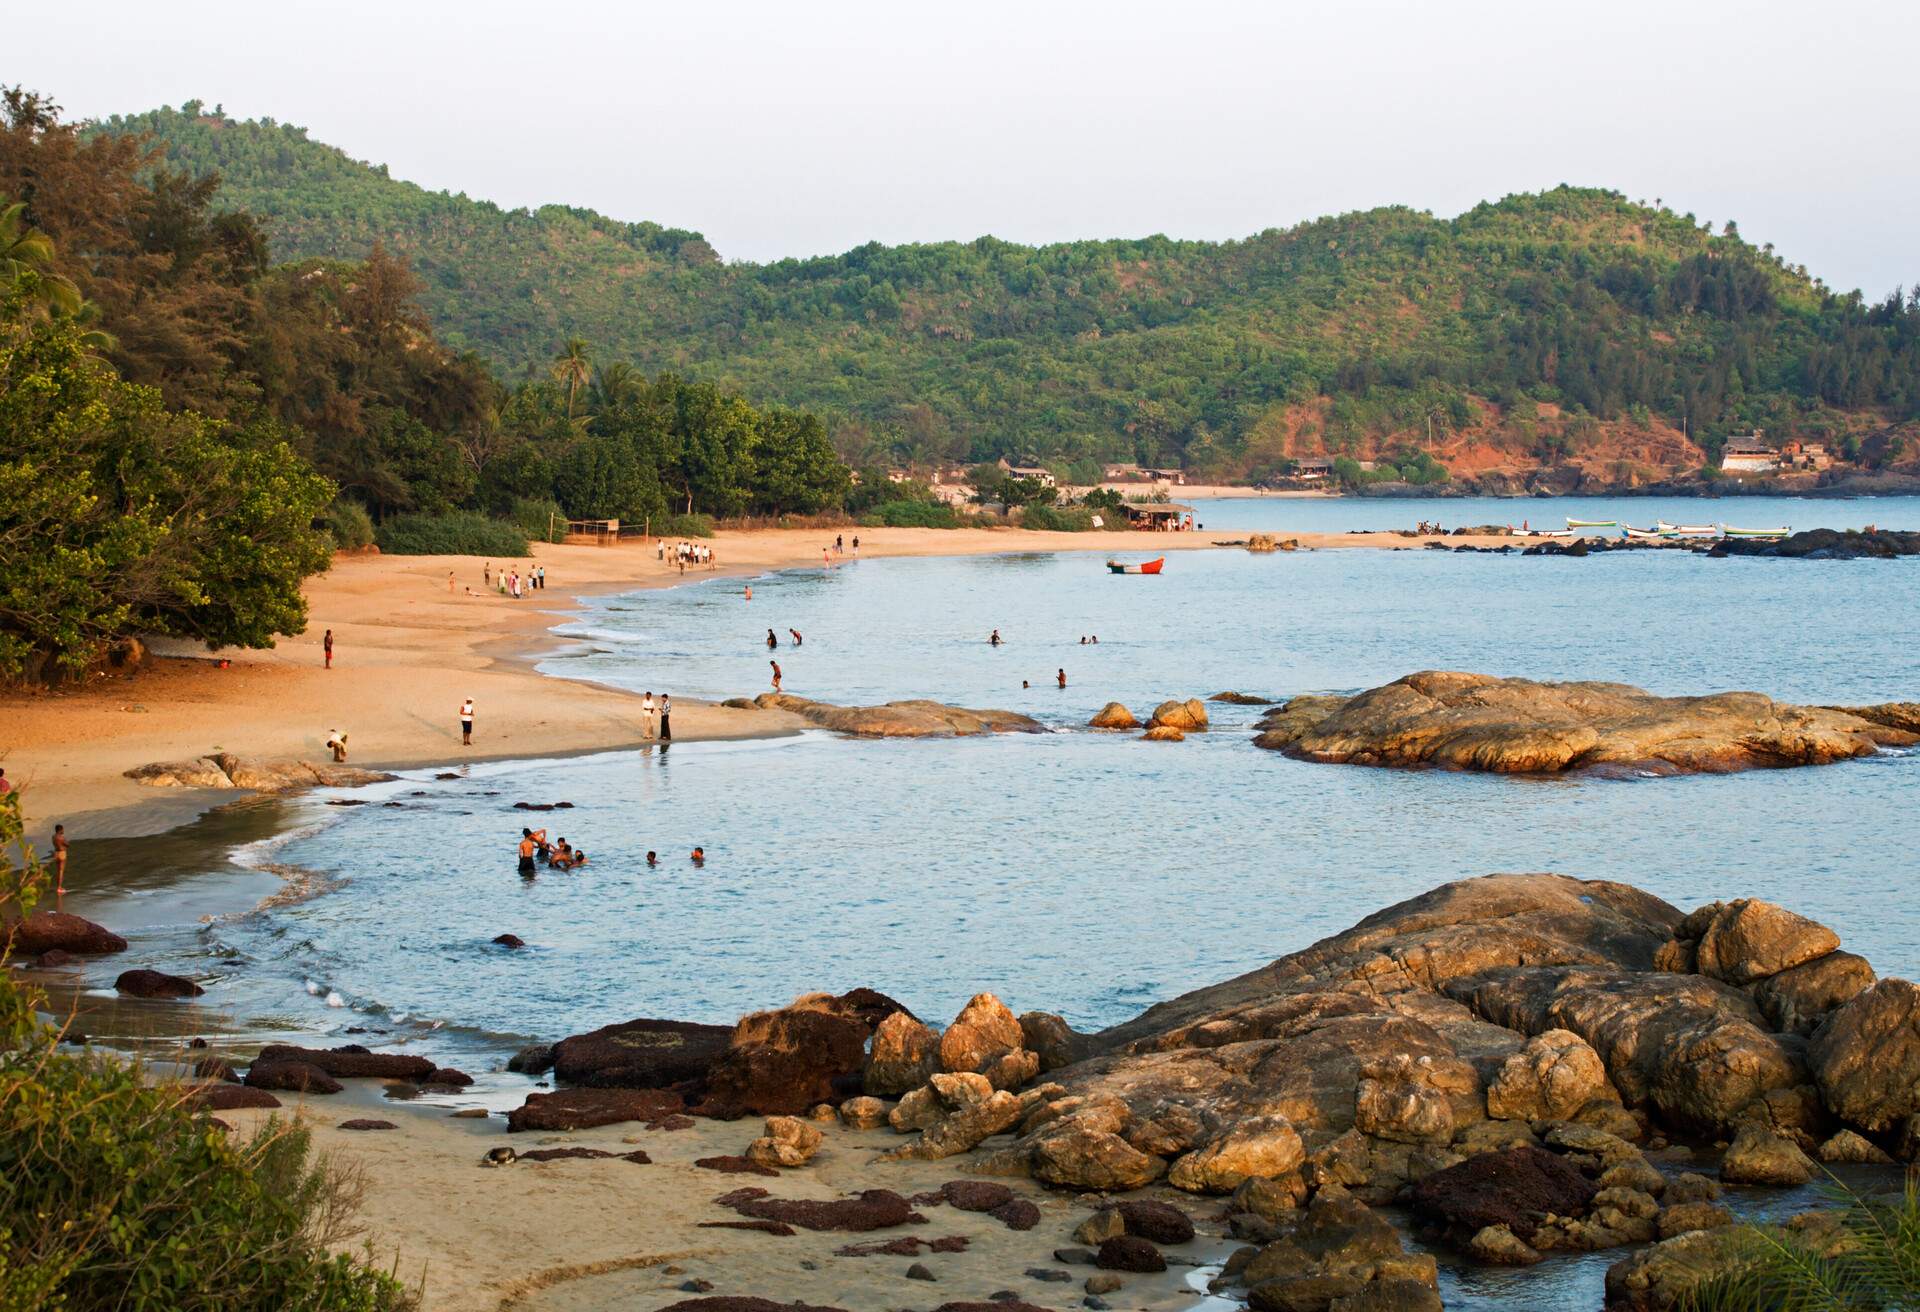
(96, 104, 1920, 477)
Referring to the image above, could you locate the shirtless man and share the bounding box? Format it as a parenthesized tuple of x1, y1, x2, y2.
(517, 828, 545, 877)
(770, 660, 782, 691)
(51, 824, 68, 893)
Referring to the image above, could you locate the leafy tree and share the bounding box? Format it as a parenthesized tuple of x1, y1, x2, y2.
(550, 337, 591, 419)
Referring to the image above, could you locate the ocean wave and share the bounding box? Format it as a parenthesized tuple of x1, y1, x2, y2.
(550, 623, 655, 645)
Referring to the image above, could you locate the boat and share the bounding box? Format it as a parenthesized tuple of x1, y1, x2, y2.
(1106, 556, 1165, 575)
(1566, 518, 1618, 528)
(1655, 521, 1721, 538)
(1721, 525, 1790, 539)
(1621, 526, 1666, 540)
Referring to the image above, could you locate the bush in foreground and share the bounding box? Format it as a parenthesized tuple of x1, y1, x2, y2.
(373, 511, 528, 557)
(0, 794, 417, 1310)
(858, 499, 965, 529)
(1678, 1175, 1920, 1312)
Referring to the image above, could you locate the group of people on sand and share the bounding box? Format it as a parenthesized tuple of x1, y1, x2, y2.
(662, 541, 715, 572)
(482, 563, 545, 597)
(517, 826, 705, 876)
(639, 692, 673, 741)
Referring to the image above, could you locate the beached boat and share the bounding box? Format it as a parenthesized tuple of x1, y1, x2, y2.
(1655, 521, 1721, 538)
(1106, 556, 1165, 575)
(1566, 518, 1618, 528)
(1621, 526, 1666, 540)
(1721, 525, 1789, 538)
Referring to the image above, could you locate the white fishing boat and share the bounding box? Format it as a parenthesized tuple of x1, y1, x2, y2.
(1566, 518, 1618, 528)
(1655, 521, 1720, 538)
(1621, 526, 1666, 540)
(1720, 525, 1790, 539)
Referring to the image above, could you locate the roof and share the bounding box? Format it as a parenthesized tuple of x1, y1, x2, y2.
(1123, 501, 1194, 514)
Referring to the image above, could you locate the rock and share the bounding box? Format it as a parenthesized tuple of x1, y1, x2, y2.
(507, 1044, 554, 1075)
(1243, 1189, 1412, 1288)
(839, 1095, 890, 1129)
(935, 1179, 1010, 1210)
(1719, 1122, 1816, 1186)
(1465, 1224, 1541, 1265)
(425, 1067, 473, 1087)
(1752, 951, 1875, 1034)
(1233, 1173, 1308, 1220)
(1106, 1200, 1195, 1244)
(992, 1198, 1040, 1230)
(244, 1062, 343, 1094)
(907, 1262, 935, 1280)
(1486, 1028, 1614, 1121)
(1329, 1282, 1443, 1312)
(1694, 900, 1843, 984)
(1665, 1172, 1721, 1204)
(891, 1085, 946, 1132)
(253, 1045, 435, 1081)
(1094, 1236, 1166, 1272)
(34, 949, 76, 967)
(746, 1115, 824, 1168)
(1808, 978, 1920, 1132)
(4, 910, 127, 956)
(980, 1048, 1041, 1092)
(114, 969, 204, 999)
(506, 1087, 687, 1132)
(940, 993, 1025, 1075)
(1169, 1115, 1305, 1193)
(694, 1155, 778, 1176)
(1604, 1227, 1747, 1312)
(189, 1082, 282, 1110)
(1407, 1146, 1597, 1242)
(1597, 1160, 1666, 1196)
(717, 1187, 925, 1232)
(550, 1016, 732, 1089)
(866, 1011, 939, 1094)
(338, 1118, 397, 1131)
(809, 1102, 837, 1121)
(1141, 726, 1186, 741)
(1074, 1209, 1127, 1245)
(1018, 1012, 1094, 1072)
(931, 1071, 994, 1106)
(1817, 1128, 1894, 1164)
(491, 933, 525, 949)
(1147, 699, 1209, 731)
(908, 1090, 1023, 1159)
(1125, 1103, 1206, 1156)
(752, 692, 1045, 738)
(1452, 1120, 1538, 1155)
(1089, 703, 1138, 729)
(1084, 1273, 1124, 1295)
(1211, 691, 1271, 704)
(1250, 1275, 1366, 1312)
(1353, 1061, 1459, 1144)
(1025, 1268, 1071, 1283)
(1657, 1201, 1733, 1238)
(193, 1056, 240, 1083)
(123, 758, 236, 789)
(703, 990, 905, 1116)
(1250, 671, 1910, 774)
(1652, 938, 1696, 973)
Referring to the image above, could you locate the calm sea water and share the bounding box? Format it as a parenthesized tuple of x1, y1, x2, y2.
(53, 494, 1919, 1310)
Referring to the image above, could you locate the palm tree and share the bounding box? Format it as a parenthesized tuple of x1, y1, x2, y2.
(0, 200, 82, 318)
(588, 361, 638, 419)
(1680, 1174, 1920, 1312)
(550, 338, 592, 420)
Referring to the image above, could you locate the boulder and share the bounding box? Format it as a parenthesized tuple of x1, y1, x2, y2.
(1169, 1116, 1305, 1193)
(930, 1071, 993, 1106)
(1243, 1189, 1419, 1287)
(4, 910, 127, 957)
(1250, 670, 1911, 774)
(702, 990, 903, 1116)
(1019, 1011, 1094, 1072)
(1657, 1202, 1733, 1238)
(507, 1044, 554, 1075)
(746, 1115, 823, 1168)
(550, 1017, 732, 1089)
(1211, 691, 1272, 705)
(1808, 978, 1920, 1132)
(1147, 699, 1209, 731)
(1141, 726, 1186, 742)
(1817, 1129, 1894, 1164)
(506, 1087, 687, 1132)
(243, 1062, 343, 1095)
(939, 993, 1024, 1075)
(1408, 1146, 1597, 1242)
(1094, 1236, 1166, 1272)
(901, 1090, 1023, 1160)
(1719, 1122, 1816, 1186)
(1089, 703, 1139, 730)
(1751, 951, 1875, 1034)
(889, 1085, 945, 1132)
(1693, 900, 1842, 984)
(1665, 1173, 1721, 1204)
(865, 1011, 938, 1095)
(253, 1044, 434, 1081)
(491, 933, 525, 949)
(188, 1082, 282, 1111)
(980, 1047, 1040, 1092)
(751, 693, 1043, 738)
(123, 758, 236, 789)
(1485, 1028, 1614, 1121)
(838, 1096, 890, 1129)
(1330, 1281, 1443, 1312)
(1104, 1199, 1195, 1245)
(717, 1187, 925, 1232)
(114, 969, 204, 999)
(1031, 1118, 1167, 1191)
(1465, 1224, 1541, 1266)
(1604, 1227, 1747, 1312)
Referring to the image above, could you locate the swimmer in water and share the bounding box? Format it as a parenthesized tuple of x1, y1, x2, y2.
(646, 851, 658, 867)
(989, 629, 1002, 646)
(691, 846, 705, 867)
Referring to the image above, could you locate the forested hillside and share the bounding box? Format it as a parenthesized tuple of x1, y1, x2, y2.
(98, 104, 1920, 482)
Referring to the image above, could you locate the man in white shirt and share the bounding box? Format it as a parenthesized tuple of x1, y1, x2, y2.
(460, 699, 475, 745)
(642, 692, 656, 739)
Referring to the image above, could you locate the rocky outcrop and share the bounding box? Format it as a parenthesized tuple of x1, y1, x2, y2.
(746, 1115, 823, 1168)
(252, 1044, 435, 1081)
(126, 755, 395, 792)
(4, 911, 127, 957)
(1089, 702, 1139, 729)
(550, 1017, 732, 1088)
(1251, 671, 1915, 773)
(1484, 1029, 1615, 1121)
(1147, 699, 1209, 731)
(700, 989, 908, 1116)
(244, 1061, 343, 1094)
(1712, 526, 1920, 559)
(114, 969, 204, 999)
(1693, 900, 1841, 983)
(1235, 1189, 1440, 1310)
(939, 992, 1024, 1075)
(506, 1087, 688, 1132)
(1808, 978, 1920, 1133)
(1409, 1146, 1597, 1242)
(865, 1011, 938, 1095)
(751, 693, 1044, 738)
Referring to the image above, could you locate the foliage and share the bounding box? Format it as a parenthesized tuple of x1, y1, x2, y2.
(0, 792, 417, 1310)
(1018, 503, 1097, 531)
(657, 513, 714, 538)
(507, 497, 565, 544)
(372, 510, 527, 557)
(858, 499, 965, 529)
(1678, 1175, 1920, 1312)
(93, 102, 1920, 476)
(323, 498, 374, 550)
(0, 305, 333, 681)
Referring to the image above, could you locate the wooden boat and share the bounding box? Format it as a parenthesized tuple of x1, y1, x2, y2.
(1566, 518, 1618, 528)
(1655, 521, 1720, 538)
(1721, 525, 1789, 538)
(1621, 526, 1666, 540)
(1106, 556, 1165, 575)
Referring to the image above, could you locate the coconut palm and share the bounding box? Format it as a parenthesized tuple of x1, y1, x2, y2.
(0, 200, 83, 318)
(550, 337, 592, 420)
(1680, 1173, 1920, 1312)
(588, 360, 639, 419)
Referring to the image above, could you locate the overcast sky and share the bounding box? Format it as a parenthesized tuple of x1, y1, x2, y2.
(15, 0, 1917, 296)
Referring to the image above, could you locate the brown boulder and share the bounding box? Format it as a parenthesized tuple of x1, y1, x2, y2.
(865, 1011, 938, 1095)
(1031, 1118, 1166, 1191)
(1408, 1146, 1598, 1243)
(1808, 978, 1920, 1132)
(752, 693, 1044, 738)
(244, 1062, 343, 1094)
(746, 1115, 823, 1168)
(506, 1086, 686, 1132)
(550, 1017, 732, 1088)
(1019, 1011, 1094, 1071)
(1148, 698, 1209, 731)
(939, 992, 1024, 1074)
(4, 910, 127, 957)
(253, 1044, 435, 1081)
(1485, 1028, 1614, 1121)
(703, 990, 902, 1116)
(1141, 725, 1186, 741)
(1693, 900, 1842, 984)
(838, 1095, 890, 1129)
(1169, 1115, 1305, 1193)
(1089, 702, 1139, 729)
(1719, 1122, 1816, 1186)
(1752, 951, 1875, 1034)
(1105, 1199, 1195, 1244)
(114, 969, 204, 999)
(1095, 1235, 1166, 1272)
(188, 1082, 282, 1111)
(719, 1187, 925, 1231)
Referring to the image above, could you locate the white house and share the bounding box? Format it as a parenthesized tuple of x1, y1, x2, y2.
(1720, 433, 1776, 473)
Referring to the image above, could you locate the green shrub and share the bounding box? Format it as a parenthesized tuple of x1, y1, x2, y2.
(323, 499, 375, 551)
(509, 497, 566, 544)
(857, 499, 963, 529)
(1019, 504, 1095, 531)
(373, 511, 528, 557)
(1679, 1175, 1920, 1312)
(0, 794, 417, 1311)
(657, 513, 714, 538)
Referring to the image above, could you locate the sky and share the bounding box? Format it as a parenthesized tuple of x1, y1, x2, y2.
(14, 0, 1918, 296)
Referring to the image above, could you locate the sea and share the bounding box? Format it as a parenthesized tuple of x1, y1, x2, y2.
(48, 493, 1920, 1310)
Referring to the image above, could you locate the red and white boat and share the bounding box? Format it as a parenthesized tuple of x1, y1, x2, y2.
(1106, 556, 1165, 575)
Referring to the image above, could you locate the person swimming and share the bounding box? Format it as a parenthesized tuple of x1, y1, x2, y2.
(646, 850, 658, 867)
(766, 628, 778, 649)
(989, 629, 1002, 646)
(691, 846, 705, 867)
(517, 828, 544, 877)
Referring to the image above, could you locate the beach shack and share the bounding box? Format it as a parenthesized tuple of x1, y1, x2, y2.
(1720, 433, 1776, 473)
(1120, 502, 1194, 531)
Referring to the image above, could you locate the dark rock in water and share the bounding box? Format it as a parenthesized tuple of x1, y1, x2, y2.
(491, 933, 525, 949)
(700, 990, 908, 1117)
(244, 1062, 343, 1094)
(656, 1301, 849, 1312)
(34, 949, 76, 967)
(193, 1056, 240, 1083)
(338, 1118, 397, 1131)
(1409, 1146, 1597, 1242)
(695, 1155, 779, 1177)
(1209, 691, 1272, 705)
(1095, 1236, 1167, 1272)
(434, 772, 461, 780)
(188, 1037, 208, 1048)
(254, 1044, 436, 1081)
(7, 910, 128, 956)
(115, 968, 205, 999)
(505, 1086, 686, 1132)
(425, 1067, 473, 1087)
(507, 1043, 554, 1075)
(1711, 527, 1920, 560)
(1106, 1199, 1195, 1245)
(550, 1016, 732, 1089)
(719, 1188, 926, 1232)
(190, 1082, 281, 1110)
(991, 1198, 1041, 1231)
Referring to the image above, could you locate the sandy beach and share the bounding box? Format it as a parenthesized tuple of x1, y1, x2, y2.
(0, 522, 1507, 838)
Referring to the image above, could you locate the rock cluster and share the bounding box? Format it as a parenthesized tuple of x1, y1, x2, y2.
(750, 693, 1044, 738)
(4, 910, 128, 957)
(1710, 527, 1920, 559)
(125, 754, 395, 791)
(1252, 670, 1916, 773)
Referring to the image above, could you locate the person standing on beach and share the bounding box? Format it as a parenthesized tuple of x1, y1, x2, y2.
(744, 585, 752, 602)
(851, 535, 859, 557)
(484, 562, 492, 587)
(447, 570, 455, 593)
(770, 660, 782, 691)
(537, 564, 546, 590)
(50, 824, 68, 893)
(460, 698, 475, 745)
(659, 694, 672, 741)
(835, 533, 844, 554)
(642, 691, 657, 739)
(323, 629, 334, 669)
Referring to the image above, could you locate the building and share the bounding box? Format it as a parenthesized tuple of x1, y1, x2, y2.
(998, 458, 1057, 488)
(1779, 440, 1833, 471)
(1294, 459, 1333, 481)
(1118, 502, 1195, 531)
(1141, 466, 1186, 485)
(1720, 432, 1776, 473)
(1103, 461, 1147, 481)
